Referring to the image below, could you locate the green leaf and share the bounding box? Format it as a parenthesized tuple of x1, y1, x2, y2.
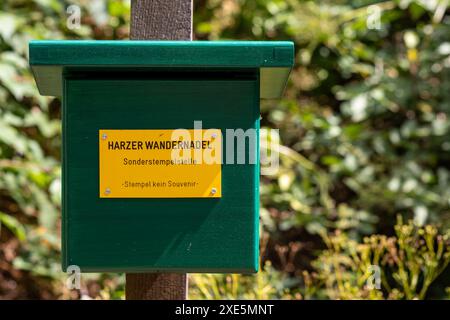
(0, 211, 26, 242)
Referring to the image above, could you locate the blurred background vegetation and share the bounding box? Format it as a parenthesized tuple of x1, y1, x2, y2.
(0, 0, 449, 300)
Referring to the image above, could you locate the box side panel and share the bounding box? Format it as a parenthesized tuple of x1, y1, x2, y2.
(63, 77, 259, 273)
(61, 79, 68, 271)
(254, 74, 260, 273)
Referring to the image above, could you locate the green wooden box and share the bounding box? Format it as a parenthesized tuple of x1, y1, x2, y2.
(29, 41, 294, 273)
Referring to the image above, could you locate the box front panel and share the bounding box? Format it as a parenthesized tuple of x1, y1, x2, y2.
(63, 75, 260, 272)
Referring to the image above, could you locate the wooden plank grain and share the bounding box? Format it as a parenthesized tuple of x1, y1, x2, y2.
(126, 0, 192, 300)
(126, 273, 187, 300)
(130, 0, 193, 40)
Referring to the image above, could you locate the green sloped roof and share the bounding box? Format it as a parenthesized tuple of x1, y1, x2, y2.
(29, 40, 294, 99)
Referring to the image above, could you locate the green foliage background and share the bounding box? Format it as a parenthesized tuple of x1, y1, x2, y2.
(0, 0, 449, 299)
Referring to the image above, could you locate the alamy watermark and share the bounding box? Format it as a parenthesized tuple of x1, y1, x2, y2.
(168, 121, 280, 174)
(66, 265, 81, 290)
(66, 5, 81, 30)
(366, 5, 382, 30)
(366, 265, 381, 290)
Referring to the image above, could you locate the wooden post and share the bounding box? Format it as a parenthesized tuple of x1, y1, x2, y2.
(130, 0, 192, 40)
(126, 0, 192, 300)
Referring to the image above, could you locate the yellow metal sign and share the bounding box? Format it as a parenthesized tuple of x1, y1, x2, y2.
(99, 129, 222, 198)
